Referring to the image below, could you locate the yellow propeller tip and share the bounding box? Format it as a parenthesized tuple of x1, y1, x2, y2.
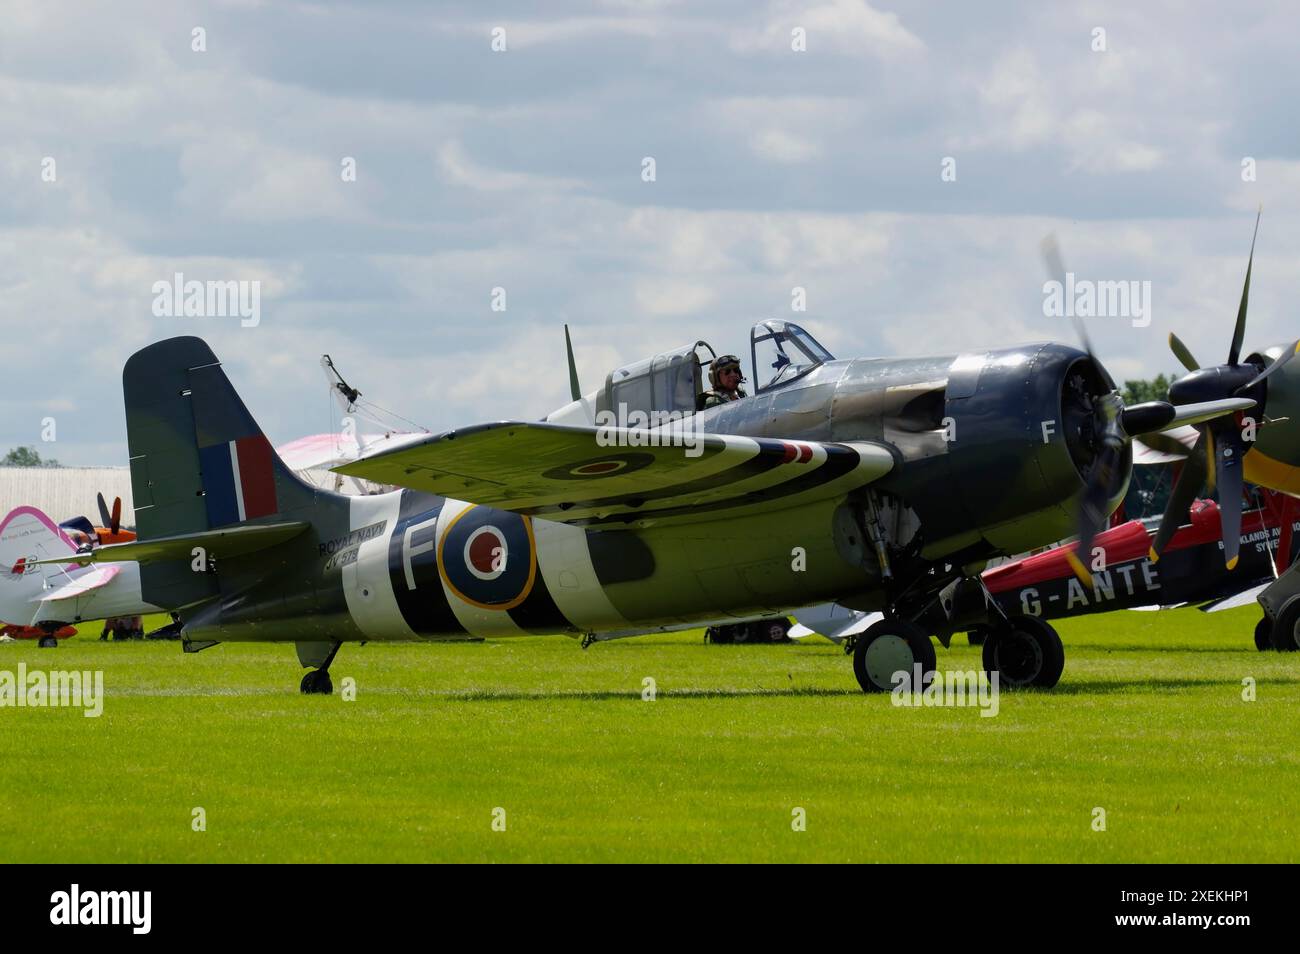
(1227, 556, 1239, 571)
(1065, 551, 1093, 587)
(1148, 547, 1159, 564)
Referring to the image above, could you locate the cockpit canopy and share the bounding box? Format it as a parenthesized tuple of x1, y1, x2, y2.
(594, 321, 835, 422)
(750, 319, 834, 392)
(597, 341, 716, 420)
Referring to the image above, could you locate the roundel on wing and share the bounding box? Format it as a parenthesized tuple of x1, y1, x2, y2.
(437, 506, 537, 610)
(541, 452, 656, 481)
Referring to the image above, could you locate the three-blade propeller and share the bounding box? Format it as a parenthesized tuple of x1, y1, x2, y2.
(1151, 211, 1300, 569)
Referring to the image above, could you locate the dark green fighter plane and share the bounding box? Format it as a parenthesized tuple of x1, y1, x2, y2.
(42, 325, 1250, 694)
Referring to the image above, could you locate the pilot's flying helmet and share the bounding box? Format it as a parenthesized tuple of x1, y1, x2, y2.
(708, 354, 745, 390)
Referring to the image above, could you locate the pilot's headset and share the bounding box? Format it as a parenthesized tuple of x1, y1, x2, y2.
(709, 355, 745, 390)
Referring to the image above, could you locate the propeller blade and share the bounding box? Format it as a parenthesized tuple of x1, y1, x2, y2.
(1168, 332, 1201, 373)
(1239, 340, 1300, 393)
(1069, 396, 1126, 586)
(97, 492, 111, 528)
(1205, 429, 1217, 493)
(1228, 208, 1261, 366)
(1041, 233, 1095, 358)
(1150, 433, 1208, 559)
(1070, 443, 1125, 586)
(1164, 397, 1254, 430)
(1214, 429, 1245, 569)
(110, 497, 122, 536)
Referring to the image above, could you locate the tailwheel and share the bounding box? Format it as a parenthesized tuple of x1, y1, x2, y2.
(299, 670, 334, 695)
(1270, 600, 1300, 652)
(37, 636, 58, 649)
(983, 615, 1064, 689)
(1254, 616, 1274, 652)
(852, 619, 936, 694)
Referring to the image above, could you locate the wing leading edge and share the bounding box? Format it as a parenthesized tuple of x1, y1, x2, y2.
(334, 421, 896, 527)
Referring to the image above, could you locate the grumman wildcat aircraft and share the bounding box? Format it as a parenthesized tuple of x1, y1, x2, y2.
(27, 322, 1254, 695)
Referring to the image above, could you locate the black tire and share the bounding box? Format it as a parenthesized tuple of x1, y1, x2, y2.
(732, 624, 752, 644)
(983, 615, 1064, 688)
(852, 619, 936, 694)
(300, 670, 334, 695)
(1255, 617, 1274, 652)
(1270, 600, 1300, 652)
(37, 636, 58, 649)
(967, 627, 987, 647)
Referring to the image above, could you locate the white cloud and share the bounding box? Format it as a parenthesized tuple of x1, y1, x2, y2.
(736, 0, 925, 57)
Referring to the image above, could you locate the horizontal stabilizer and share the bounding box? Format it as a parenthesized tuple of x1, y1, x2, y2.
(28, 521, 310, 568)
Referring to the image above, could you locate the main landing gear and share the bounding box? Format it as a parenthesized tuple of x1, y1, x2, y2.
(296, 640, 342, 695)
(1263, 602, 1300, 652)
(850, 613, 1066, 693)
(980, 615, 1065, 689)
(851, 619, 936, 693)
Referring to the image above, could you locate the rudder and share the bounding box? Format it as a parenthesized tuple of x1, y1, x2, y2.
(124, 336, 320, 541)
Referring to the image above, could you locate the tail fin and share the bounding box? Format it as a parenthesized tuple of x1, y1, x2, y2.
(124, 336, 324, 541)
(0, 506, 78, 625)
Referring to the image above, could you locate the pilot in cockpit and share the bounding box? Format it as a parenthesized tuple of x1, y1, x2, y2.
(699, 354, 747, 409)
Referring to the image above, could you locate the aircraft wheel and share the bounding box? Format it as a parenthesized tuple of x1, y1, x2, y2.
(853, 619, 935, 694)
(37, 636, 58, 649)
(299, 670, 334, 695)
(1254, 617, 1274, 652)
(983, 615, 1064, 689)
(1270, 601, 1300, 652)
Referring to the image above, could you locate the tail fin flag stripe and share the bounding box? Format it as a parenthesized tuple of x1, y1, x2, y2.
(234, 435, 277, 519)
(199, 436, 279, 527)
(199, 443, 239, 527)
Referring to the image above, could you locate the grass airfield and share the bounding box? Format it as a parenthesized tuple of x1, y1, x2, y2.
(1, 606, 1297, 863)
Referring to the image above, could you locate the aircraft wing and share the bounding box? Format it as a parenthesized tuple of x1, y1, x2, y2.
(1133, 425, 1197, 465)
(1199, 582, 1271, 613)
(276, 431, 427, 471)
(334, 421, 896, 527)
(35, 565, 123, 602)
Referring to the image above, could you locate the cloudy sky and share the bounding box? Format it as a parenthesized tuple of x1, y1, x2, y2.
(4, 0, 1300, 465)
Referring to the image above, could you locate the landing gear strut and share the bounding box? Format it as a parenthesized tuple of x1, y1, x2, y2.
(982, 615, 1064, 688)
(296, 640, 342, 695)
